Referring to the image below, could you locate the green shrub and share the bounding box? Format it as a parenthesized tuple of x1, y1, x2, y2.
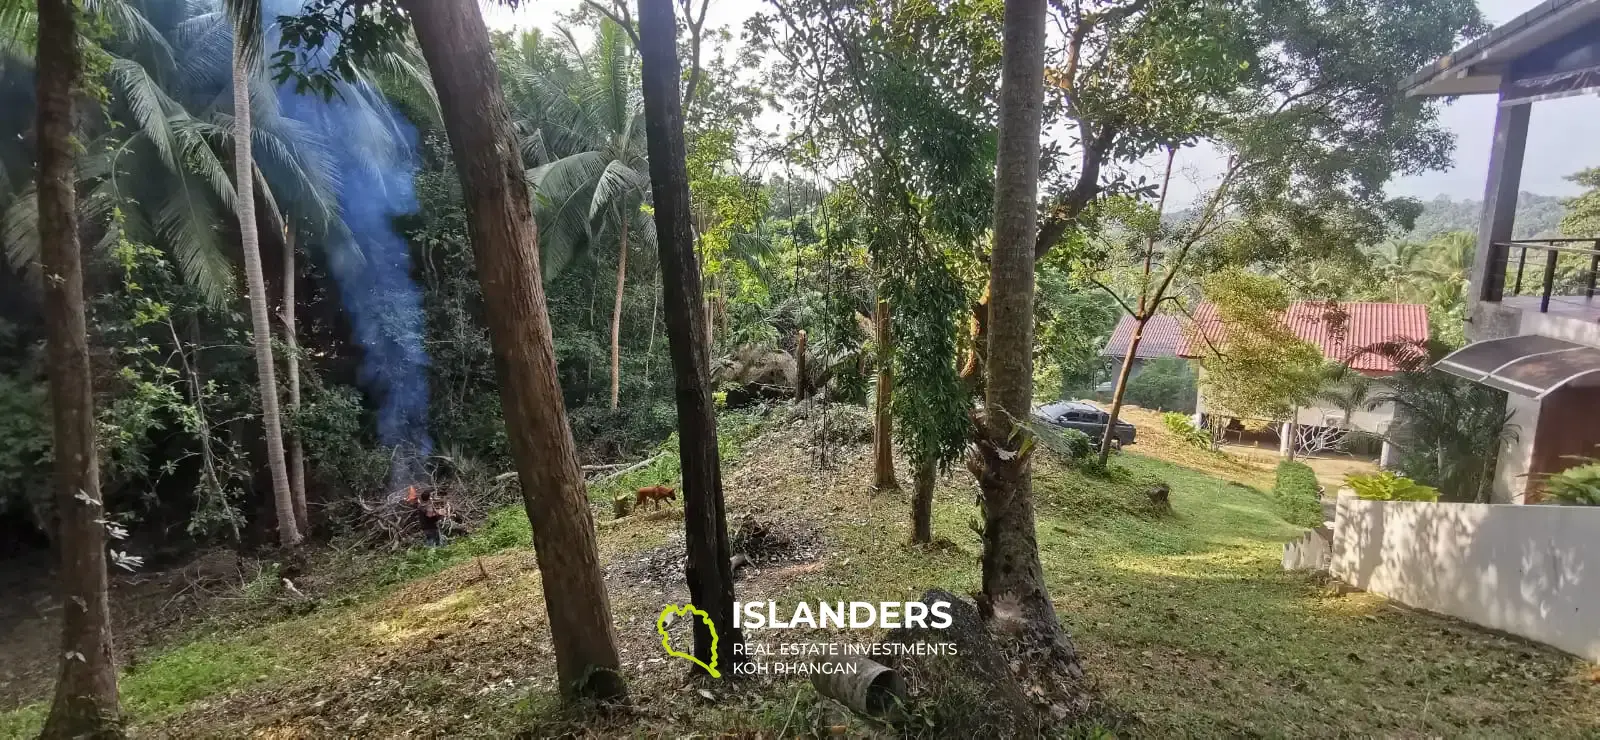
(1035, 425, 1094, 462)
(1345, 471, 1440, 502)
(1124, 357, 1198, 412)
(1542, 460, 1600, 505)
(1272, 460, 1323, 528)
(1161, 412, 1211, 448)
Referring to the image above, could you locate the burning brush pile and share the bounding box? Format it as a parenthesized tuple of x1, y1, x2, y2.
(355, 446, 517, 547)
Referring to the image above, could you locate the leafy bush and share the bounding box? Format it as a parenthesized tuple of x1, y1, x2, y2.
(1345, 471, 1439, 502)
(1161, 412, 1211, 449)
(1035, 425, 1094, 462)
(1272, 460, 1323, 528)
(1377, 365, 1513, 502)
(1124, 357, 1198, 412)
(0, 374, 52, 536)
(1542, 460, 1600, 505)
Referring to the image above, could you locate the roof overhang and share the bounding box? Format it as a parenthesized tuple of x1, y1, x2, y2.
(1435, 334, 1600, 399)
(1405, 0, 1600, 98)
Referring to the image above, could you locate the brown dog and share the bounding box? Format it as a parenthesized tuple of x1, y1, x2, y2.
(635, 485, 676, 510)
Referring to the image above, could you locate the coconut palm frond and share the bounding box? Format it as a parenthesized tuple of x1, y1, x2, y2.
(364, 38, 441, 126)
(0, 0, 35, 55)
(169, 117, 240, 212)
(108, 56, 184, 171)
(1, 186, 36, 270)
(219, 0, 261, 66)
(154, 170, 235, 306)
(518, 125, 553, 167)
(90, 0, 176, 72)
(589, 158, 648, 228)
(530, 149, 608, 211)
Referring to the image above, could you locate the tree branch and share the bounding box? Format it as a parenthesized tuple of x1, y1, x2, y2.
(1034, 117, 1119, 261)
(1086, 276, 1137, 317)
(583, 0, 639, 46)
(680, 0, 711, 114)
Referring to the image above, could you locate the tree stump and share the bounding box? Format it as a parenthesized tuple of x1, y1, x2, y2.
(876, 589, 1037, 735)
(1146, 483, 1171, 513)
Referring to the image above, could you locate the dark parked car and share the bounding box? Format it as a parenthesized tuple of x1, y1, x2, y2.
(1031, 400, 1136, 448)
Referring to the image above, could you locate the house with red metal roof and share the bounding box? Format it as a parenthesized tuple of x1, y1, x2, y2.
(1101, 301, 1430, 461)
(1177, 302, 1430, 374)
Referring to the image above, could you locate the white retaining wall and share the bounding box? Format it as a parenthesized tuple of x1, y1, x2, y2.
(1330, 493, 1600, 661)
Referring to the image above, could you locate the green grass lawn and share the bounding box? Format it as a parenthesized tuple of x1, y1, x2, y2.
(1041, 455, 1598, 736)
(3, 436, 1596, 738)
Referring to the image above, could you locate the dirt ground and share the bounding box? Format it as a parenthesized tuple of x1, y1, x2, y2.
(1221, 442, 1380, 492)
(1099, 404, 1380, 492)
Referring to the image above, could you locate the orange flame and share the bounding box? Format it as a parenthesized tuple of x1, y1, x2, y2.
(405, 485, 417, 503)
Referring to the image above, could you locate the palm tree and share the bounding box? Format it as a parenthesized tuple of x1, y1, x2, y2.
(1317, 364, 1374, 424)
(511, 20, 655, 410)
(225, 0, 300, 547)
(1358, 341, 1516, 502)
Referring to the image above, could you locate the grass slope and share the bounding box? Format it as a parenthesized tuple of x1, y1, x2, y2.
(3, 413, 1596, 738)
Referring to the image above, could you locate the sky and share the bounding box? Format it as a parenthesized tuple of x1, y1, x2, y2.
(482, 0, 1600, 205)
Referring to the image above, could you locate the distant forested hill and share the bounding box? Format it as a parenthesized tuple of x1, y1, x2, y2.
(1403, 193, 1567, 240)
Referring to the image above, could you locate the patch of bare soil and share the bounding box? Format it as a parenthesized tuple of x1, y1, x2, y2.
(0, 540, 408, 712)
(610, 515, 825, 588)
(0, 548, 272, 709)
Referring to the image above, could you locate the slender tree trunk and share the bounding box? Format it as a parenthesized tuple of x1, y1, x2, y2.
(704, 274, 716, 355)
(960, 285, 989, 393)
(911, 455, 934, 544)
(36, 0, 123, 734)
(232, 16, 300, 548)
(794, 329, 807, 401)
(873, 297, 897, 490)
(645, 272, 660, 396)
(282, 229, 308, 533)
(972, 0, 1084, 680)
(401, 0, 626, 701)
(610, 216, 628, 410)
(638, 0, 745, 671)
(1098, 314, 1146, 465)
(1098, 149, 1174, 464)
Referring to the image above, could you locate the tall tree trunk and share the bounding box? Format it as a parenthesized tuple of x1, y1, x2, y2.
(401, 0, 626, 701)
(610, 216, 628, 410)
(972, 0, 1084, 680)
(282, 229, 308, 533)
(232, 16, 300, 548)
(1098, 315, 1147, 465)
(873, 297, 897, 490)
(36, 0, 123, 734)
(637, 0, 745, 672)
(911, 455, 934, 544)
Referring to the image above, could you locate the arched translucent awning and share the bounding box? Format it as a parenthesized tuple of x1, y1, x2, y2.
(1436, 334, 1600, 399)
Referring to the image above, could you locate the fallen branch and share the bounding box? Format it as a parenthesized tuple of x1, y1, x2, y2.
(592, 453, 666, 484)
(495, 452, 666, 485)
(597, 507, 680, 529)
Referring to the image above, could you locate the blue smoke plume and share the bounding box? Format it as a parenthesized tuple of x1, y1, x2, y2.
(262, 3, 432, 486)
